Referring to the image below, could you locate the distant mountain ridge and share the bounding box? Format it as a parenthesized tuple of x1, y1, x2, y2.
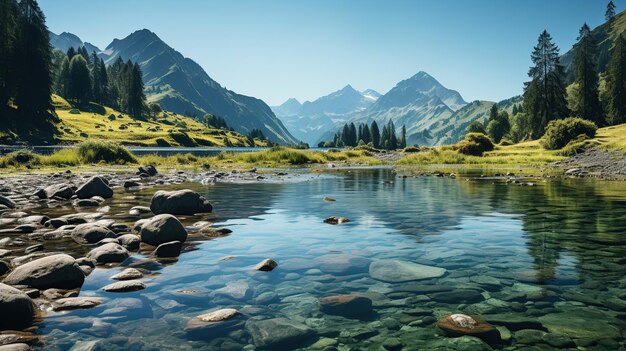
(50, 29, 297, 144)
(272, 85, 381, 144)
(49, 32, 100, 55)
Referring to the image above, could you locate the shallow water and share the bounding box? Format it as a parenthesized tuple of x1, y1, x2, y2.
(22, 169, 626, 350)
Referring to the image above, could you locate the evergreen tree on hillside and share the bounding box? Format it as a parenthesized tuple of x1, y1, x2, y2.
(380, 123, 389, 149)
(361, 123, 371, 144)
(573, 23, 603, 125)
(0, 0, 19, 110)
(68, 54, 91, 104)
(341, 124, 350, 146)
(66, 46, 76, 60)
(57, 56, 70, 97)
(606, 35, 626, 125)
(400, 125, 407, 148)
(106, 56, 124, 109)
(91, 52, 102, 104)
(14, 0, 53, 119)
(357, 124, 363, 143)
(467, 121, 486, 134)
(348, 123, 357, 146)
(606, 1, 616, 23)
(523, 30, 568, 139)
(387, 120, 398, 150)
(486, 111, 511, 143)
(488, 104, 498, 122)
(128, 63, 146, 117)
(371, 120, 380, 148)
(98, 58, 108, 104)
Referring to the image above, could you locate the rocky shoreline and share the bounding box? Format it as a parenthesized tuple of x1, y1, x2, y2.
(551, 147, 626, 180)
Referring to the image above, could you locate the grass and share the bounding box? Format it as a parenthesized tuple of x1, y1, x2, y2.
(51, 95, 266, 148)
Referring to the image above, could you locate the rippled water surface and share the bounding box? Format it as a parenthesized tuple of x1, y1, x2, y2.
(27, 169, 626, 350)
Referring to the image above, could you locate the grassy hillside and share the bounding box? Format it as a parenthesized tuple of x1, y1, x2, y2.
(51, 95, 267, 147)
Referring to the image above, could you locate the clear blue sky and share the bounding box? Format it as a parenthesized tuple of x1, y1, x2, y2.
(40, 0, 624, 106)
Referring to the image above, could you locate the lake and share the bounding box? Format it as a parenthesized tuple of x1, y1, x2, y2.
(17, 169, 626, 350)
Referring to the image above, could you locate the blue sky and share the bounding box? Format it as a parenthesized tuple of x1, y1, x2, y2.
(40, 0, 623, 106)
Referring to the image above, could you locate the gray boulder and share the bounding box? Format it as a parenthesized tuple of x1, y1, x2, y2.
(117, 234, 141, 251)
(0, 283, 35, 330)
(42, 183, 74, 199)
(153, 241, 182, 258)
(0, 195, 16, 209)
(139, 214, 187, 246)
(86, 243, 129, 264)
(75, 176, 113, 199)
(150, 189, 212, 215)
(245, 318, 315, 349)
(71, 223, 116, 244)
(3, 254, 85, 289)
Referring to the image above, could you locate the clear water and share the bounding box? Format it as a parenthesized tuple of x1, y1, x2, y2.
(26, 169, 626, 350)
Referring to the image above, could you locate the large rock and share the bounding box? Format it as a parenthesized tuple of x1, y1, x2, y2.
(319, 294, 373, 319)
(117, 234, 140, 251)
(185, 308, 243, 339)
(138, 165, 158, 177)
(369, 259, 446, 283)
(75, 176, 113, 199)
(139, 214, 187, 246)
(102, 280, 146, 293)
(86, 243, 129, 264)
(0, 195, 16, 209)
(3, 254, 84, 289)
(71, 223, 116, 244)
(42, 183, 74, 199)
(150, 190, 212, 215)
(437, 314, 500, 345)
(152, 241, 182, 258)
(245, 318, 315, 350)
(0, 283, 35, 330)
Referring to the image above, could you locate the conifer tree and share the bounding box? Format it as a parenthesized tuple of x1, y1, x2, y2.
(606, 1, 616, 23)
(66, 46, 76, 60)
(371, 120, 380, 148)
(68, 54, 91, 104)
(489, 104, 498, 121)
(387, 120, 398, 150)
(361, 123, 371, 144)
(91, 52, 102, 104)
(400, 125, 407, 148)
(127, 63, 146, 117)
(0, 0, 19, 109)
(14, 0, 53, 119)
(606, 35, 626, 125)
(523, 30, 568, 139)
(573, 23, 603, 124)
(348, 122, 357, 146)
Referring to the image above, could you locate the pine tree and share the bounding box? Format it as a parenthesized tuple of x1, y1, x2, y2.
(128, 63, 146, 117)
(68, 54, 91, 104)
(98, 58, 108, 104)
(573, 23, 603, 125)
(348, 123, 357, 146)
(523, 30, 569, 139)
(357, 124, 363, 143)
(0, 0, 19, 109)
(606, 1, 616, 23)
(91, 52, 102, 104)
(489, 104, 498, 121)
(14, 0, 53, 119)
(371, 121, 380, 148)
(512, 105, 519, 115)
(387, 120, 398, 150)
(606, 35, 626, 125)
(57, 56, 70, 97)
(400, 125, 407, 148)
(362, 123, 371, 144)
(66, 46, 76, 60)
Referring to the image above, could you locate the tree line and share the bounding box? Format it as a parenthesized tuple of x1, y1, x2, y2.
(0, 0, 54, 125)
(471, 1, 626, 143)
(322, 120, 407, 150)
(52, 47, 148, 117)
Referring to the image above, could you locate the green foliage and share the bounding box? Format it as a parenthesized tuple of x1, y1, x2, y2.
(68, 55, 91, 103)
(0, 150, 40, 167)
(467, 121, 486, 135)
(169, 131, 197, 147)
(76, 141, 137, 164)
(486, 111, 511, 143)
(540, 117, 598, 150)
(606, 35, 626, 125)
(572, 23, 603, 125)
(555, 138, 601, 156)
(456, 132, 495, 156)
(402, 146, 421, 153)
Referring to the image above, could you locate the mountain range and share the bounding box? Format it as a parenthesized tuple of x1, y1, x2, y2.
(50, 30, 297, 144)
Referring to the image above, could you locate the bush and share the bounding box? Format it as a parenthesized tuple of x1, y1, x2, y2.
(155, 138, 171, 147)
(456, 133, 495, 156)
(0, 150, 41, 167)
(540, 117, 597, 150)
(77, 142, 138, 164)
(353, 144, 379, 153)
(169, 131, 197, 147)
(499, 139, 514, 146)
(402, 146, 421, 153)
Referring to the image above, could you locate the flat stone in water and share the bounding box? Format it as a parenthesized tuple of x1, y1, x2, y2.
(369, 259, 446, 283)
(52, 297, 105, 311)
(185, 308, 243, 339)
(111, 268, 143, 281)
(102, 280, 146, 293)
(317, 254, 370, 275)
(538, 310, 622, 339)
(245, 318, 315, 349)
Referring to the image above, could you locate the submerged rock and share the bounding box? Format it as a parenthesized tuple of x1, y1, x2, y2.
(152, 241, 182, 258)
(369, 259, 446, 283)
(323, 216, 349, 225)
(3, 254, 84, 289)
(185, 308, 243, 339)
(245, 318, 315, 350)
(150, 189, 212, 215)
(437, 314, 500, 345)
(139, 214, 187, 246)
(319, 294, 373, 319)
(52, 297, 104, 311)
(0, 283, 35, 330)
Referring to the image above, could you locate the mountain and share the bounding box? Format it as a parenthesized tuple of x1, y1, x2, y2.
(272, 85, 381, 144)
(49, 32, 100, 54)
(50, 30, 297, 144)
(343, 71, 467, 145)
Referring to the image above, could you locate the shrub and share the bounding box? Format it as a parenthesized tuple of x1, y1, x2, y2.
(556, 139, 600, 156)
(499, 139, 514, 146)
(456, 133, 494, 156)
(541, 117, 597, 150)
(76, 142, 138, 164)
(353, 144, 379, 153)
(155, 138, 171, 147)
(0, 150, 41, 167)
(169, 131, 197, 147)
(402, 146, 420, 153)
